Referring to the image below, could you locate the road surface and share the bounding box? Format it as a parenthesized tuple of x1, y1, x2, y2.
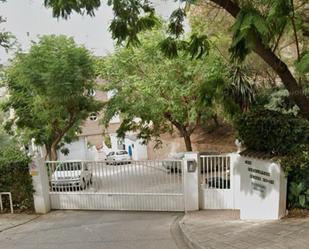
(0, 211, 188, 249)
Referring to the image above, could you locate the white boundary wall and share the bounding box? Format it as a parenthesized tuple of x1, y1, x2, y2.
(234, 155, 287, 220)
(199, 152, 287, 220)
(30, 152, 287, 220)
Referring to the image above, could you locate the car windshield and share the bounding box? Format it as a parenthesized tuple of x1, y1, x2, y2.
(107, 152, 114, 156)
(56, 163, 81, 171)
(116, 151, 128, 155)
(173, 153, 184, 159)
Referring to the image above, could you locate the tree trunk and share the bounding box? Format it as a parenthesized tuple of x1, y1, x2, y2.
(48, 135, 63, 161)
(45, 145, 51, 160)
(50, 145, 58, 161)
(212, 114, 220, 127)
(210, 0, 309, 119)
(252, 36, 309, 118)
(164, 112, 194, 151)
(183, 133, 193, 152)
(47, 113, 76, 161)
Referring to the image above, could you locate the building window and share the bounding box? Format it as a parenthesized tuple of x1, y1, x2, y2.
(87, 89, 96, 97)
(117, 139, 125, 150)
(89, 112, 98, 121)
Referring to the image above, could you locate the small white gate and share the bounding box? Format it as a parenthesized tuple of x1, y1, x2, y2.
(199, 155, 234, 209)
(46, 160, 184, 212)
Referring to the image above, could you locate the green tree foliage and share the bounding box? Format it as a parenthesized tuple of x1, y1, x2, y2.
(0, 17, 14, 51)
(0, 86, 11, 147)
(2, 35, 102, 160)
(295, 51, 309, 75)
(44, 0, 159, 46)
(43, 0, 309, 119)
(97, 30, 226, 151)
(187, 3, 257, 116)
(264, 88, 300, 115)
(223, 64, 256, 114)
(0, 111, 11, 147)
(188, 2, 280, 89)
(0, 0, 16, 51)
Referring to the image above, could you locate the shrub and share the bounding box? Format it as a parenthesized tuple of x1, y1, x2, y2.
(280, 146, 309, 209)
(288, 180, 309, 209)
(0, 146, 34, 211)
(235, 109, 309, 209)
(234, 109, 309, 155)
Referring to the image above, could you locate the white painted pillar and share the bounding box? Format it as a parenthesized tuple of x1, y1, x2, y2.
(183, 152, 200, 212)
(229, 152, 241, 209)
(29, 157, 50, 213)
(237, 156, 287, 220)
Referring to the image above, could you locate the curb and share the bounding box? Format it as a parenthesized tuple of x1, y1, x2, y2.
(178, 216, 205, 249)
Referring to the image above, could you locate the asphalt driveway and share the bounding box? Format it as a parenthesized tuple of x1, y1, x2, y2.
(0, 211, 187, 249)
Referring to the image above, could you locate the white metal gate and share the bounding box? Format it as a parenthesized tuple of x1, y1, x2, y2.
(199, 155, 234, 209)
(46, 160, 184, 211)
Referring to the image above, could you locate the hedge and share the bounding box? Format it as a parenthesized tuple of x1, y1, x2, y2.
(234, 109, 309, 155)
(235, 109, 309, 209)
(0, 146, 34, 211)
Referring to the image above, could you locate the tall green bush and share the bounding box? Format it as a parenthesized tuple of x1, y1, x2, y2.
(234, 109, 309, 155)
(234, 109, 309, 209)
(0, 146, 34, 211)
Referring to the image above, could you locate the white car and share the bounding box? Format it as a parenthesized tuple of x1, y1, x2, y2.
(106, 150, 131, 164)
(51, 162, 92, 190)
(162, 152, 185, 173)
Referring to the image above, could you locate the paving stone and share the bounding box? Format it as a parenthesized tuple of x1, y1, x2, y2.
(180, 210, 309, 249)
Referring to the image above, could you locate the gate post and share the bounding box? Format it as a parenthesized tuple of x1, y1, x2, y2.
(29, 157, 50, 213)
(229, 152, 241, 210)
(183, 152, 200, 212)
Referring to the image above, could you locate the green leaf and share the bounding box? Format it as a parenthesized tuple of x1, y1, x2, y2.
(230, 8, 270, 62)
(159, 37, 178, 58)
(299, 195, 306, 208)
(187, 34, 210, 59)
(297, 182, 305, 194)
(168, 8, 185, 38)
(294, 51, 309, 74)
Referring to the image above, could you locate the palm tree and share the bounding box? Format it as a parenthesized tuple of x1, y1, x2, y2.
(224, 64, 256, 112)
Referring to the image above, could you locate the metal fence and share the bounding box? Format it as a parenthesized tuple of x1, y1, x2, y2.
(200, 155, 231, 189)
(46, 160, 184, 211)
(200, 155, 233, 209)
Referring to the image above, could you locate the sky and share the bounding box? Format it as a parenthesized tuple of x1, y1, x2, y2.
(0, 0, 179, 64)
